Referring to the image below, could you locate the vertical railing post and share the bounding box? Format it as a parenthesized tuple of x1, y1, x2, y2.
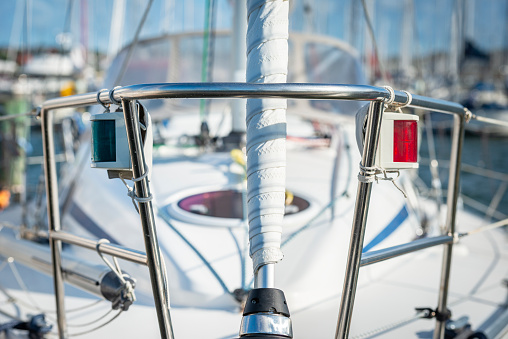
(433, 113, 466, 338)
(335, 101, 385, 339)
(41, 107, 68, 339)
(121, 99, 175, 339)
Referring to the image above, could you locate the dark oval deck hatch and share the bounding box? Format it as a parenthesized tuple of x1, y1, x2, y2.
(178, 190, 310, 219)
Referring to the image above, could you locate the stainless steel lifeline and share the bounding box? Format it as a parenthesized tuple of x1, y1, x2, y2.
(360, 235, 454, 267)
(39, 82, 467, 339)
(51, 231, 148, 265)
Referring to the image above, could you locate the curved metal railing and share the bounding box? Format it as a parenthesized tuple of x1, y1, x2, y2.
(27, 82, 506, 339)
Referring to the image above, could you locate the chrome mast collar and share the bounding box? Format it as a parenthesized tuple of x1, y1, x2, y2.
(240, 313, 293, 337)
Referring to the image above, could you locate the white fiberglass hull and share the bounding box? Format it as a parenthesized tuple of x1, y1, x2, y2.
(1, 114, 507, 339)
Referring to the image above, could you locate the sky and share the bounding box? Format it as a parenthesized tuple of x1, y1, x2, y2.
(0, 0, 507, 58)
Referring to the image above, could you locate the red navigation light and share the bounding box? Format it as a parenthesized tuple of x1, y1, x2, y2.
(376, 112, 418, 169)
(393, 120, 417, 163)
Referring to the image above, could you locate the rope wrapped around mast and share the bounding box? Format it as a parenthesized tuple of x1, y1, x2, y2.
(246, 0, 289, 273)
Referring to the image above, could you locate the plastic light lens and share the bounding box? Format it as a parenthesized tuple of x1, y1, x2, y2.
(393, 120, 417, 162)
(91, 120, 116, 162)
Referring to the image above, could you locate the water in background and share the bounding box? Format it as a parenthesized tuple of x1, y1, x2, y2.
(419, 125, 508, 221)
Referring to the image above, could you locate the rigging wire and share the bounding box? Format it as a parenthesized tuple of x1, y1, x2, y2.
(281, 188, 350, 248)
(0, 260, 104, 319)
(360, 0, 389, 84)
(0, 256, 104, 315)
(7, 259, 43, 313)
(424, 113, 444, 227)
(350, 309, 426, 339)
(460, 194, 508, 221)
(228, 227, 246, 290)
(95, 239, 136, 304)
(483, 181, 508, 223)
(206, 0, 217, 117)
(22, 0, 31, 82)
(459, 218, 508, 238)
(65, 308, 114, 328)
(0, 222, 20, 231)
(0, 289, 103, 316)
(62, 0, 74, 38)
(0, 258, 119, 335)
(0, 110, 38, 122)
(330, 125, 343, 219)
(113, 0, 155, 86)
(0, 257, 121, 336)
(53, 0, 74, 87)
(157, 207, 231, 295)
(0, 306, 22, 322)
(59, 299, 105, 314)
(68, 310, 123, 337)
(283, 135, 354, 248)
(472, 114, 508, 128)
(199, 0, 217, 123)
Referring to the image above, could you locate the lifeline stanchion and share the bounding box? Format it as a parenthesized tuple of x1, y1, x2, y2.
(40, 106, 68, 339)
(121, 99, 175, 339)
(335, 100, 385, 339)
(433, 112, 466, 339)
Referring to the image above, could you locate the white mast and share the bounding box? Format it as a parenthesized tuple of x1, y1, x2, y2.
(450, 0, 466, 100)
(246, 0, 289, 287)
(7, 0, 24, 63)
(400, 0, 414, 80)
(161, 0, 174, 33)
(107, 0, 126, 59)
(231, 0, 247, 133)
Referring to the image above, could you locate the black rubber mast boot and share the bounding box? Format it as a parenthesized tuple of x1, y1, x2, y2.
(238, 288, 293, 338)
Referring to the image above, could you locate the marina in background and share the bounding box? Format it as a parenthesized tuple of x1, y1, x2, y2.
(0, 1, 507, 338)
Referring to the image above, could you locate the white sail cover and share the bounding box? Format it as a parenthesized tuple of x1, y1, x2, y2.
(246, 0, 289, 272)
